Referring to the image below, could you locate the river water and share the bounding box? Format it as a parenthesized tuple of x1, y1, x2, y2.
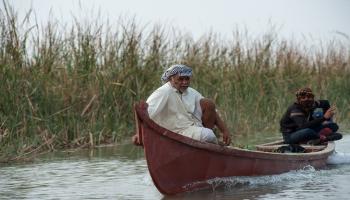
(1, 134, 350, 200)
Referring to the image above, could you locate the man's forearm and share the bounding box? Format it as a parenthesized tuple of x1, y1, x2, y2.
(215, 112, 230, 135)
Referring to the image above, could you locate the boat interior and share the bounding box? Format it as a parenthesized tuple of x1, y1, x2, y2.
(255, 141, 327, 153)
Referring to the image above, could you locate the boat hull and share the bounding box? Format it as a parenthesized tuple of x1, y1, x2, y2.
(134, 102, 335, 195)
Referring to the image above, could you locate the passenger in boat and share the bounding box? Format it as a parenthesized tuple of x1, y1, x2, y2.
(134, 64, 231, 145)
(280, 87, 342, 145)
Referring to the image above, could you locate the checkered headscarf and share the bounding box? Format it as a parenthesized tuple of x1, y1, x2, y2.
(296, 87, 314, 98)
(161, 64, 192, 84)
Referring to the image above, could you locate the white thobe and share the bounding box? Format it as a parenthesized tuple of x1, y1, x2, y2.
(146, 82, 204, 140)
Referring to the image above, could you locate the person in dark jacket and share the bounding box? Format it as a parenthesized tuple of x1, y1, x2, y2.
(280, 87, 342, 145)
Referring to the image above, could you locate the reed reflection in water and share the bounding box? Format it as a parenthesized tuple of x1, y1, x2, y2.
(1, 135, 350, 200)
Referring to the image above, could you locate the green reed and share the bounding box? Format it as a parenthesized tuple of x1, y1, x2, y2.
(0, 1, 349, 161)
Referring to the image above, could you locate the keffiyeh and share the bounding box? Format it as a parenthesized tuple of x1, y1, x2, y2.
(161, 64, 192, 83)
(296, 87, 314, 98)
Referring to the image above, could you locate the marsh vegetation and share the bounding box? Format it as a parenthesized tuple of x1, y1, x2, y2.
(0, 2, 349, 161)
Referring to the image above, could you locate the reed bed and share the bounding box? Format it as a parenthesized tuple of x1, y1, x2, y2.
(1, 2, 349, 161)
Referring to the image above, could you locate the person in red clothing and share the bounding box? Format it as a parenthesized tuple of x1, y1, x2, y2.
(280, 87, 342, 145)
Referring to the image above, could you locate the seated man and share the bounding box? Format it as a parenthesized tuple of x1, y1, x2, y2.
(280, 87, 342, 145)
(133, 64, 231, 145)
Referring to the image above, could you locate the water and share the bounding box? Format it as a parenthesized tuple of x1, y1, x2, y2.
(1, 135, 350, 200)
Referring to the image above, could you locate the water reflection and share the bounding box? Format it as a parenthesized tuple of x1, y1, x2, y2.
(0, 135, 349, 200)
(161, 184, 283, 200)
(0, 144, 160, 200)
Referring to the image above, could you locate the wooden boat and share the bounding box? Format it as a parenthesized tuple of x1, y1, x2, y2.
(133, 101, 335, 195)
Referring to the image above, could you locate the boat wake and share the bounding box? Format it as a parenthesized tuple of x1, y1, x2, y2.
(327, 151, 350, 164)
(326, 134, 350, 164)
(207, 166, 318, 189)
(205, 150, 350, 191)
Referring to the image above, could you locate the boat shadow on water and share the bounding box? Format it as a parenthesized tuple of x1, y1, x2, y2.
(160, 185, 282, 200)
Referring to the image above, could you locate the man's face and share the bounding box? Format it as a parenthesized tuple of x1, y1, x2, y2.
(169, 74, 191, 93)
(298, 94, 315, 110)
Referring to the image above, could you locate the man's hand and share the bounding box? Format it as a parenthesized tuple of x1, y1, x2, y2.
(324, 106, 336, 120)
(132, 134, 142, 146)
(222, 131, 232, 146)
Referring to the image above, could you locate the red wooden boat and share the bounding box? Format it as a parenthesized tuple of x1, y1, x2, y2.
(133, 101, 335, 195)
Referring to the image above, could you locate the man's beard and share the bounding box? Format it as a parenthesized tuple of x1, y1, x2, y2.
(300, 100, 314, 110)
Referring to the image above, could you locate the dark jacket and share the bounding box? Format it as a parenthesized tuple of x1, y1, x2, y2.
(280, 100, 330, 134)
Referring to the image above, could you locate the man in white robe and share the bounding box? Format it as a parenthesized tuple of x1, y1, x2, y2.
(134, 64, 231, 145)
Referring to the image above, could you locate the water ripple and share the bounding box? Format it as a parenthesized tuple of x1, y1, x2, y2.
(1, 135, 350, 199)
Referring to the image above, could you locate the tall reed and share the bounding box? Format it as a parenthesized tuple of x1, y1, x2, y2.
(0, 1, 349, 160)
